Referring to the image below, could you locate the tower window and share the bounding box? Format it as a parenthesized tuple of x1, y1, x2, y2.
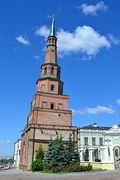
(51, 84, 55, 91)
(50, 103, 54, 109)
(42, 101, 47, 108)
(44, 67, 47, 74)
(41, 84, 45, 90)
(51, 67, 54, 74)
(58, 103, 63, 110)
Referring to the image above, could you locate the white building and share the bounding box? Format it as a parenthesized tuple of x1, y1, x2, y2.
(78, 123, 120, 170)
(14, 139, 21, 169)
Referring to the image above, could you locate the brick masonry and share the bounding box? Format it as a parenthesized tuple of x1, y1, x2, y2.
(19, 17, 78, 171)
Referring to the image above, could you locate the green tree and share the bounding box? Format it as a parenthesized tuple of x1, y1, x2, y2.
(43, 138, 55, 169)
(51, 136, 67, 167)
(31, 144, 44, 172)
(35, 144, 44, 160)
(65, 133, 80, 165)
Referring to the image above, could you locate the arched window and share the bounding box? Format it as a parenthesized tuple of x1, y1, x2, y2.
(84, 149, 89, 161)
(115, 149, 118, 157)
(44, 67, 47, 75)
(50, 103, 54, 109)
(51, 67, 54, 75)
(92, 137, 96, 145)
(84, 137, 88, 145)
(51, 85, 55, 91)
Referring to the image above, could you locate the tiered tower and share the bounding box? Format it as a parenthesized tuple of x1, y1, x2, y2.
(19, 15, 78, 170)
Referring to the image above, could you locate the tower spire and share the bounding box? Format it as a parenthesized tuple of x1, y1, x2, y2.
(50, 13, 55, 36)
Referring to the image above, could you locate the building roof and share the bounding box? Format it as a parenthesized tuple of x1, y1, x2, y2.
(80, 123, 111, 131)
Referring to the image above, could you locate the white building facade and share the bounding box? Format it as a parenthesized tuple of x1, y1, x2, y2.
(78, 123, 120, 170)
(14, 139, 21, 169)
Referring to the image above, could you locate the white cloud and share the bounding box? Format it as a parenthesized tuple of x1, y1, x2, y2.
(108, 34, 120, 45)
(35, 55, 40, 59)
(79, 1, 108, 16)
(35, 25, 111, 57)
(16, 35, 31, 46)
(0, 140, 13, 145)
(72, 105, 115, 115)
(116, 99, 120, 105)
(35, 25, 50, 39)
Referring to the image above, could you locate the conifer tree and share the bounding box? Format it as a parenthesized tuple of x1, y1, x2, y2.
(51, 136, 67, 167)
(43, 138, 55, 169)
(31, 144, 44, 172)
(65, 133, 80, 165)
(35, 144, 44, 160)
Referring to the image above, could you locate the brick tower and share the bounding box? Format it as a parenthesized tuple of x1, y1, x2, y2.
(19, 15, 78, 170)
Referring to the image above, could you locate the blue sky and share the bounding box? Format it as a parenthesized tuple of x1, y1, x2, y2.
(0, 0, 120, 157)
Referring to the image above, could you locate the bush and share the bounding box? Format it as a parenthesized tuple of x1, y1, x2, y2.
(51, 163, 92, 173)
(31, 159, 43, 172)
(95, 158, 101, 162)
(87, 163, 92, 171)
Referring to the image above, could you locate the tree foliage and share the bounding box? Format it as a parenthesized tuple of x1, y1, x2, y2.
(51, 136, 67, 167)
(65, 133, 80, 165)
(43, 138, 55, 169)
(43, 134, 80, 169)
(35, 144, 44, 160)
(31, 144, 44, 172)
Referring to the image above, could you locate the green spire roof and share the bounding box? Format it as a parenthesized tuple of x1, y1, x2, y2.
(50, 14, 55, 36)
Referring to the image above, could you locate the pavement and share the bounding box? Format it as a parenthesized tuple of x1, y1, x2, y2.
(0, 169, 120, 180)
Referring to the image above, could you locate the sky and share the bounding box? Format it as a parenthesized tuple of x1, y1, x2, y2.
(0, 0, 120, 157)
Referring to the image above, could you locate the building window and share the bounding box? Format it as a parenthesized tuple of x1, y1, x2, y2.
(41, 84, 45, 91)
(84, 149, 89, 161)
(92, 137, 96, 145)
(84, 137, 88, 145)
(99, 137, 103, 145)
(57, 70, 60, 78)
(51, 85, 55, 91)
(58, 103, 63, 110)
(44, 67, 47, 74)
(51, 67, 54, 75)
(94, 149, 100, 161)
(115, 149, 118, 157)
(42, 101, 47, 108)
(50, 103, 54, 109)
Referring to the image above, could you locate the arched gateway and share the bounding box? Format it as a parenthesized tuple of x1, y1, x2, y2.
(114, 146, 120, 170)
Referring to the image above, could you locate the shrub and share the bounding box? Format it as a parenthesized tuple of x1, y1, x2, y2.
(31, 159, 43, 172)
(95, 158, 101, 162)
(87, 163, 92, 171)
(51, 163, 92, 173)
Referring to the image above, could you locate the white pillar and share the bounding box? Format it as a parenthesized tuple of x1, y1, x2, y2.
(80, 148, 84, 161)
(89, 147, 94, 162)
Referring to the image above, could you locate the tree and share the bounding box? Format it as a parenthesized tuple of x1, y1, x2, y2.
(43, 138, 55, 169)
(35, 144, 44, 160)
(51, 136, 67, 167)
(43, 135, 80, 170)
(31, 144, 44, 172)
(65, 133, 80, 165)
(43, 136, 67, 169)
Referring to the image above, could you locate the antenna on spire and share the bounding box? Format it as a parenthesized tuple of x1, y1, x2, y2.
(52, 13, 55, 19)
(50, 13, 55, 36)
